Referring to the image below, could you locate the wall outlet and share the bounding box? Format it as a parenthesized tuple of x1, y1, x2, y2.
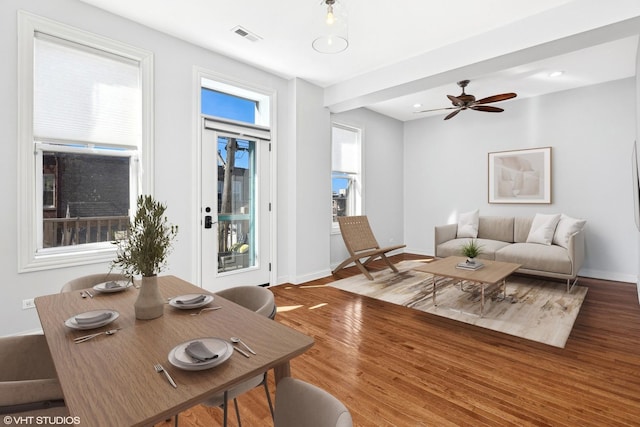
(22, 298, 35, 310)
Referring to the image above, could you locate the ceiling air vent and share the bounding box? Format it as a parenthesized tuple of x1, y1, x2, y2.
(231, 26, 262, 42)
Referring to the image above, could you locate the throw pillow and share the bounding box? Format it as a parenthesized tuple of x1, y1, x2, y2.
(553, 214, 586, 249)
(526, 213, 561, 245)
(457, 209, 479, 238)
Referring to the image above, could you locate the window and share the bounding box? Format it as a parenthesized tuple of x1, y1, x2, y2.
(201, 77, 270, 127)
(331, 123, 362, 226)
(201, 88, 256, 123)
(18, 12, 153, 271)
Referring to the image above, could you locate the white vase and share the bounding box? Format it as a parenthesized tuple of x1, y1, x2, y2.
(134, 275, 164, 320)
(466, 257, 476, 265)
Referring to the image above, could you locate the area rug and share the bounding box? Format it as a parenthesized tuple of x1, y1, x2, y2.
(329, 260, 587, 348)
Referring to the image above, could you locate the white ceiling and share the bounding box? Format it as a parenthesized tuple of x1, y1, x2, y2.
(78, 0, 640, 121)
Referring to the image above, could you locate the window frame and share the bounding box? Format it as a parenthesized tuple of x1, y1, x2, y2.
(17, 11, 154, 272)
(331, 122, 364, 232)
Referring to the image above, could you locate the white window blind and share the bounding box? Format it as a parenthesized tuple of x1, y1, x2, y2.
(331, 125, 360, 174)
(33, 33, 142, 147)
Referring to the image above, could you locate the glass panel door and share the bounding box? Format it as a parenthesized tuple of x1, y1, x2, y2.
(217, 136, 255, 273)
(201, 126, 270, 291)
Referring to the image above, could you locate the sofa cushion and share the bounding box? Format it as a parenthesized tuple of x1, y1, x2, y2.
(526, 213, 561, 245)
(513, 217, 533, 243)
(496, 243, 572, 275)
(553, 214, 586, 249)
(437, 238, 511, 260)
(456, 209, 479, 238)
(477, 217, 514, 242)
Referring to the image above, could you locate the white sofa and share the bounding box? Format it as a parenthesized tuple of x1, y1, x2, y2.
(435, 215, 586, 291)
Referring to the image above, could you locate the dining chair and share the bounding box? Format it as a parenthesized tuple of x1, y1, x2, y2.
(273, 377, 353, 427)
(60, 272, 129, 293)
(0, 334, 67, 417)
(215, 285, 277, 319)
(202, 285, 277, 427)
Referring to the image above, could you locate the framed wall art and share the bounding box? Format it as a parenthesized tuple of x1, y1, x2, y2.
(488, 147, 551, 204)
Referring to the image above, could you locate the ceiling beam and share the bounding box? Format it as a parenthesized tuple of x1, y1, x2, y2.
(324, 2, 640, 114)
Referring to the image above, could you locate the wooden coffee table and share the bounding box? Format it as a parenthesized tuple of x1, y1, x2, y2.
(414, 256, 521, 317)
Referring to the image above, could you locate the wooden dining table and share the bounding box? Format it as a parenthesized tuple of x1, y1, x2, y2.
(34, 276, 314, 427)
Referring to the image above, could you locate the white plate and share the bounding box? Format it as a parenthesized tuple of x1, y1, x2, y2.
(93, 280, 131, 293)
(64, 309, 119, 330)
(168, 337, 233, 371)
(169, 294, 214, 309)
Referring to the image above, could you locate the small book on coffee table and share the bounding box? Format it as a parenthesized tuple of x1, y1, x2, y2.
(456, 261, 485, 270)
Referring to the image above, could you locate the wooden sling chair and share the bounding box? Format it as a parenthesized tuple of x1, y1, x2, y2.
(333, 215, 406, 280)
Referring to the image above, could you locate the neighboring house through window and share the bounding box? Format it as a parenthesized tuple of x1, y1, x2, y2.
(331, 123, 362, 227)
(18, 12, 153, 271)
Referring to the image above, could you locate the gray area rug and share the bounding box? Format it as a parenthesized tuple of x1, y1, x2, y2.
(329, 260, 587, 348)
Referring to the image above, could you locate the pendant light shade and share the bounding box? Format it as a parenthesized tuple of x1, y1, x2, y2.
(312, 0, 348, 54)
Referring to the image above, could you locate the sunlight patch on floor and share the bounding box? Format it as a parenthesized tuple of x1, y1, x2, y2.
(277, 305, 304, 312)
(309, 303, 328, 310)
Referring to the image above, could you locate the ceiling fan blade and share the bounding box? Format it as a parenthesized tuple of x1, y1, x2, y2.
(444, 110, 461, 120)
(415, 107, 457, 114)
(475, 93, 517, 105)
(471, 105, 504, 113)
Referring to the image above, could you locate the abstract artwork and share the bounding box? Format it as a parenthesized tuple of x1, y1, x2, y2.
(488, 147, 551, 204)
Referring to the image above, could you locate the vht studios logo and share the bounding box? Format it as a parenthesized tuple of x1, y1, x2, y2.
(3, 416, 81, 425)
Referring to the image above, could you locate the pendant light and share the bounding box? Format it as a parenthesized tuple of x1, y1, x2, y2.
(312, 0, 348, 54)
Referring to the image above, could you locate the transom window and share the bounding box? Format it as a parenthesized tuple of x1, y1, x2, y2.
(201, 88, 256, 124)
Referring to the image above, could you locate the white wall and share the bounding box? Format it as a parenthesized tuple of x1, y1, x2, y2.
(0, 0, 297, 336)
(285, 78, 332, 284)
(330, 108, 406, 268)
(404, 78, 638, 282)
(636, 40, 640, 301)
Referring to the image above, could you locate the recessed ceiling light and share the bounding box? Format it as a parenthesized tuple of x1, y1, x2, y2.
(413, 103, 422, 108)
(548, 70, 564, 78)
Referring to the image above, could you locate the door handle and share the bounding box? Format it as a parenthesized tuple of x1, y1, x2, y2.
(204, 216, 216, 229)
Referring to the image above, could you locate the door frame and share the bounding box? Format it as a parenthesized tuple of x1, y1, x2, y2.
(192, 67, 277, 288)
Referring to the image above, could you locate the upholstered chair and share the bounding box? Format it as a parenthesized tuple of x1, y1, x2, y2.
(0, 334, 67, 417)
(60, 273, 129, 293)
(274, 377, 353, 427)
(202, 285, 277, 426)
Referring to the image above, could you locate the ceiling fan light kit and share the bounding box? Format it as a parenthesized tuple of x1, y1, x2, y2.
(417, 80, 517, 120)
(313, 0, 348, 54)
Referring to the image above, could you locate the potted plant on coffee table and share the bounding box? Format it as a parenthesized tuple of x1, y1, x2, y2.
(112, 195, 178, 320)
(460, 239, 482, 265)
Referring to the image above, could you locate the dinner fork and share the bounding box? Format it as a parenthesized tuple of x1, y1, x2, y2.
(154, 363, 177, 388)
(189, 306, 222, 316)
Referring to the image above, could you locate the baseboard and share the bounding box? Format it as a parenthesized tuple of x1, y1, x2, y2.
(579, 268, 636, 284)
(403, 248, 432, 257)
(278, 270, 331, 285)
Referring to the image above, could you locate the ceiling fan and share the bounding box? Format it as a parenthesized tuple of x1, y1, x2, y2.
(416, 80, 517, 120)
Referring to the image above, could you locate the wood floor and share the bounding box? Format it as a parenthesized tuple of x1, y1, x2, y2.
(158, 254, 640, 426)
